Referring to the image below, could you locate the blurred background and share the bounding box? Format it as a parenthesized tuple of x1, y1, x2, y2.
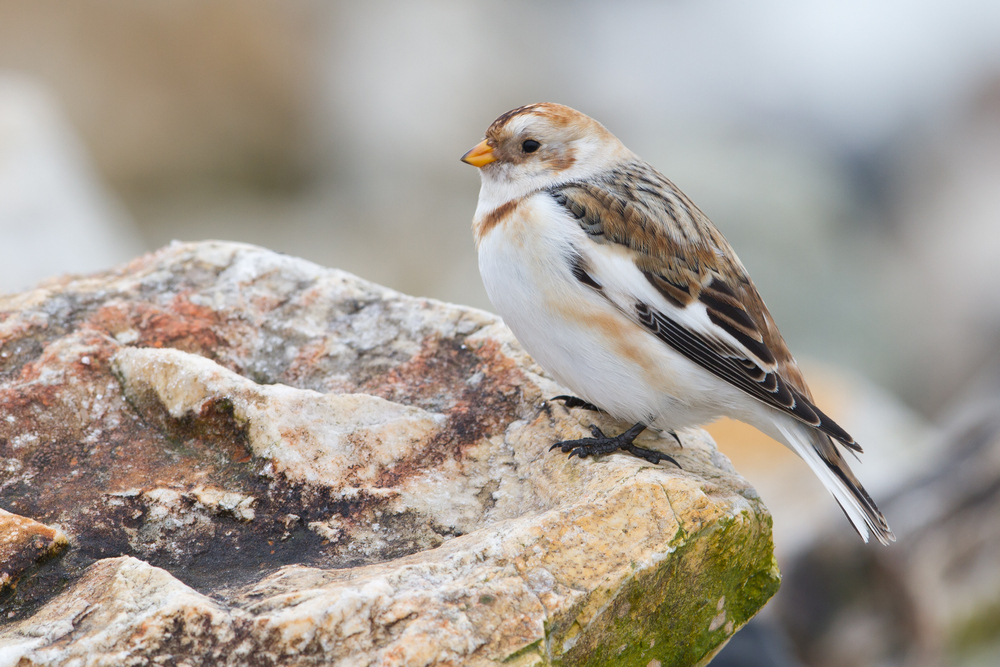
(1, 1, 999, 664)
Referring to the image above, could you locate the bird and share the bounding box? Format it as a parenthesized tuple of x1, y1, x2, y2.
(461, 102, 893, 545)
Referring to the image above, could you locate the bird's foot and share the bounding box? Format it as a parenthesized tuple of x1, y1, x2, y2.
(550, 422, 680, 467)
(550, 395, 602, 413)
(667, 430, 683, 448)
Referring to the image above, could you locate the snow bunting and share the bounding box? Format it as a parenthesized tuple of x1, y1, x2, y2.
(462, 103, 893, 545)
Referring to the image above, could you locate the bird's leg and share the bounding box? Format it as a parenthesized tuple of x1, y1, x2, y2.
(550, 395, 602, 413)
(550, 422, 680, 467)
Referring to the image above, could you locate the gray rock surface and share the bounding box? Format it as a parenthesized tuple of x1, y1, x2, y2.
(0, 241, 778, 666)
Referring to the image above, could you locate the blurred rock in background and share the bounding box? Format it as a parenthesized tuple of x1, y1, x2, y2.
(880, 76, 1000, 413)
(0, 75, 143, 292)
(0, 1, 317, 193)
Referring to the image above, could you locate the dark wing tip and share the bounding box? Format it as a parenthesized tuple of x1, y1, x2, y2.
(802, 393, 863, 453)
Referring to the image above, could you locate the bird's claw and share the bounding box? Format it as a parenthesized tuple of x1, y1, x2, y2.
(549, 422, 681, 468)
(621, 442, 680, 467)
(549, 429, 617, 459)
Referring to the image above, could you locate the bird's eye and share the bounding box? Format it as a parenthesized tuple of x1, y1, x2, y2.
(522, 139, 541, 153)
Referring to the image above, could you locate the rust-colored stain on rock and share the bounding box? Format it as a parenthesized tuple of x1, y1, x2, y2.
(364, 336, 529, 479)
(89, 296, 230, 358)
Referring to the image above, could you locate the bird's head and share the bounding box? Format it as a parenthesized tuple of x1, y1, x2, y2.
(462, 103, 630, 203)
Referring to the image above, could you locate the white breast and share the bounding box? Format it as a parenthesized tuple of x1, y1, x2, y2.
(476, 194, 736, 429)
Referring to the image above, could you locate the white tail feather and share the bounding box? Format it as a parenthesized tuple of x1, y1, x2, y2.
(772, 417, 894, 545)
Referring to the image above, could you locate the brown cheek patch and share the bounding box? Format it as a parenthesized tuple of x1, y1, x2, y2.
(543, 147, 576, 172)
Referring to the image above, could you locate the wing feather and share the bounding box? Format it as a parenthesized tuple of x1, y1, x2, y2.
(549, 167, 861, 452)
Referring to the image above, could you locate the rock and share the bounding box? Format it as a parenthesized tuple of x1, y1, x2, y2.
(0, 509, 68, 595)
(0, 241, 778, 665)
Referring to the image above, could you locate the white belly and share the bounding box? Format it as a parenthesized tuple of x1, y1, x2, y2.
(476, 198, 733, 430)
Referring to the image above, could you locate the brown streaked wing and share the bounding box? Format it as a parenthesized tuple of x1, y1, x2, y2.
(547, 162, 860, 451)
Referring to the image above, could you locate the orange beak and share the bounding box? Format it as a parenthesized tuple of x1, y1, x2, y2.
(461, 139, 496, 168)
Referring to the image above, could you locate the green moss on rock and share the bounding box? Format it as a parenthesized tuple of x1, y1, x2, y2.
(547, 510, 779, 667)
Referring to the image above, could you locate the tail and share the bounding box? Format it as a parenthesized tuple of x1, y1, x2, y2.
(772, 416, 895, 545)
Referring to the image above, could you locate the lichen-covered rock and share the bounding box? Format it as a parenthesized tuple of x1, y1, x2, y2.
(0, 241, 778, 665)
